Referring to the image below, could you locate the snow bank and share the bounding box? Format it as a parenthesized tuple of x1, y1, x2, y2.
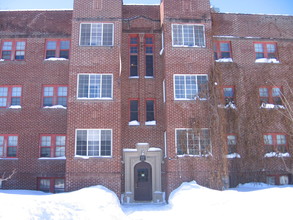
(1, 182, 293, 220)
(0, 185, 126, 220)
(167, 181, 293, 220)
(168, 181, 216, 208)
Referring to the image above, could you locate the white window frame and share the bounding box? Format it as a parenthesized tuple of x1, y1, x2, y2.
(163, 79, 166, 103)
(175, 128, 212, 156)
(77, 74, 113, 100)
(164, 131, 167, 158)
(75, 129, 112, 157)
(173, 74, 208, 100)
(172, 24, 206, 47)
(79, 23, 114, 46)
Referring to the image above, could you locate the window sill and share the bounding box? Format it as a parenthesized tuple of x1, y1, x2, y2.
(38, 157, 66, 160)
(145, 121, 156, 126)
(255, 58, 280, 64)
(172, 45, 206, 48)
(74, 155, 112, 159)
(44, 58, 69, 61)
(77, 98, 113, 101)
(7, 105, 22, 109)
(129, 121, 140, 126)
(129, 76, 139, 79)
(79, 44, 114, 47)
(175, 98, 207, 101)
(145, 76, 154, 79)
(264, 152, 290, 158)
(43, 105, 67, 109)
(215, 58, 233, 63)
(0, 158, 18, 160)
(218, 103, 237, 109)
(177, 153, 212, 158)
(0, 60, 25, 63)
(260, 103, 285, 109)
(226, 153, 241, 159)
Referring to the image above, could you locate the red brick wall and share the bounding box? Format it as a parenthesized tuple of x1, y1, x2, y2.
(212, 13, 293, 186)
(0, 35, 69, 189)
(1, 1, 293, 197)
(65, 0, 123, 195)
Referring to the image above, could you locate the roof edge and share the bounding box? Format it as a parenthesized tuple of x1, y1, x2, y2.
(212, 12, 293, 17)
(0, 9, 73, 12)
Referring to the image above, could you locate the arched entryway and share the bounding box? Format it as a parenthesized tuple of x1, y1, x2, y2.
(122, 143, 164, 203)
(134, 162, 152, 201)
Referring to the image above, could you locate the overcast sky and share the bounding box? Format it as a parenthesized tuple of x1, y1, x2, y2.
(0, 0, 292, 15)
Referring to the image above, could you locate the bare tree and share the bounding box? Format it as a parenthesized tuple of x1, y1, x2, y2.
(277, 82, 293, 175)
(0, 169, 17, 186)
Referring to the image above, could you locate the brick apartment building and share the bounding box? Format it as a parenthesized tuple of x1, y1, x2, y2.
(1, 0, 293, 203)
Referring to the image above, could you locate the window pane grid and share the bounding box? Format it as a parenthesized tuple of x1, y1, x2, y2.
(0, 135, 18, 158)
(43, 86, 68, 107)
(264, 134, 287, 153)
(260, 87, 282, 105)
(174, 75, 208, 100)
(130, 100, 139, 121)
(80, 23, 113, 46)
(2, 41, 26, 60)
(172, 24, 205, 47)
(0, 86, 22, 107)
(78, 74, 112, 99)
(2, 42, 12, 50)
(76, 129, 112, 157)
(40, 135, 66, 157)
(46, 40, 70, 59)
(255, 42, 277, 59)
(176, 129, 211, 156)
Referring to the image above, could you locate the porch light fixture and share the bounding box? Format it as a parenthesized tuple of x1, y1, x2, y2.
(140, 151, 146, 162)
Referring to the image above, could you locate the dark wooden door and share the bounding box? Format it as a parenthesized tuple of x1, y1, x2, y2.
(134, 162, 152, 201)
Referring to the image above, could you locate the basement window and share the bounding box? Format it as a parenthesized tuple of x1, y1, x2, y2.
(38, 178, 65, 193)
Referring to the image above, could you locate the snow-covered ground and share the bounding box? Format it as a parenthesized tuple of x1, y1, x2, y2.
(0, 181, 292, 220)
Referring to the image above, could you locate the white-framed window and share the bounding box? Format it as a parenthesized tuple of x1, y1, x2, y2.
(174, 74, 208, 100)
(176, 128, 211, 156)
(79, 23, 114, 46)
(75, 129, 112, 157)
(172, 24, 205, 47)
(77, 74, 113, 99)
